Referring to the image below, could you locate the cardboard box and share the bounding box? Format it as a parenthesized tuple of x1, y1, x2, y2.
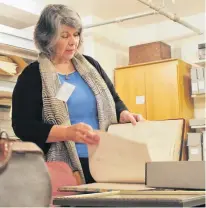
(197, 68, 204, 79)
(146, 161, 205, 190)
(190, 67, 198, 94)
(197, 79, 205, 94)
(190, 67, 198, 80)
(203, 131, 206, 161)
(129, 41, 171, 65)
(189, 119, 205, 127)
(191, 81, 199, 94)
(187, 133, 203, 161)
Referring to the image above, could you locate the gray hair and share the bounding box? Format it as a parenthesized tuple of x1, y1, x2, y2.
(34, 4, 83, 57)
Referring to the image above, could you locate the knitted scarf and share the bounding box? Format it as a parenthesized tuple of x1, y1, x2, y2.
(38, 52, 117, 183)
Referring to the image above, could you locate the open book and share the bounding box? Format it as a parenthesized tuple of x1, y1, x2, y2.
(59, 119, 184, 193)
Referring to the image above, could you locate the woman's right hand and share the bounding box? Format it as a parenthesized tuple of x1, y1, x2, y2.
(65, 123, 100, 145)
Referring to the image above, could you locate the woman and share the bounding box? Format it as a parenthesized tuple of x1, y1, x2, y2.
(12, 4, 144, 184)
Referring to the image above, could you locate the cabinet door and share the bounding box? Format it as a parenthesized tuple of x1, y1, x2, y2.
(115, 67, 146, 118)
(145, 61, 180, 120)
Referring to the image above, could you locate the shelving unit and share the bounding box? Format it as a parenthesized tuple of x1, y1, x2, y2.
(190, 63, 205, 126)
(187, 56, 205, 161)
(0, 44, 37, 139)
(0, 44, 36, 107)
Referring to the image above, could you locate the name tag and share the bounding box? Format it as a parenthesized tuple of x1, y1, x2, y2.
(55, 82, 75, 102)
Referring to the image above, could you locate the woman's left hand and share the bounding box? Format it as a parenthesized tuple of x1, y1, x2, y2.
(119, 110, 145, 125)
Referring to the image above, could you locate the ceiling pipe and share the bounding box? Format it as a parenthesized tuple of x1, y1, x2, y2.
(83, 11, 157, 29)
(137, 0, 203, 35)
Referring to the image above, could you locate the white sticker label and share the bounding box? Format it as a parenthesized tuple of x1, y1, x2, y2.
(136, 96, 145, 104)
(198, 80, 205, 90)
(55, 82, 75, 102)
(191, 148, 199, 155)
(192, 82, 198, 92)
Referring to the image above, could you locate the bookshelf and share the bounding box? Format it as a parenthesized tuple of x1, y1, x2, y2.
(0, 44, 37, 107)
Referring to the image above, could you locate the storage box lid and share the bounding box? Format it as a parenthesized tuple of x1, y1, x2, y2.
(198, 43, 206, 49)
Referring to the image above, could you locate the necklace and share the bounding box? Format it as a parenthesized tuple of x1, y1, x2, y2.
(54, 63, 76, 79)
(65, 74, 69, 80)
(51, 58, 75, 76)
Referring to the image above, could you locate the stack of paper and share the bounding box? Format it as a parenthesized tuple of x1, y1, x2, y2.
(0, 55, 28, 76)
(0, 61, 17, 75)
(0, 98, 12, 106)
(0, 80, 15, 98)
(7, 55, 28, 74)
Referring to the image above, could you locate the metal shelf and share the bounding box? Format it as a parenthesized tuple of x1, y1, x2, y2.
(191, 94, 205, 98)
(192, 59, 206, 67)
(191, 125, 205, 129)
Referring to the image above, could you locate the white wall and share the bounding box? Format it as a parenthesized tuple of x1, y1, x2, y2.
(83, 34, 129, 82)
(83, 16, 129, 82)
(168, 34, 205, 63)
(83, 12, 205, 81)
(126, 13, 205, 47)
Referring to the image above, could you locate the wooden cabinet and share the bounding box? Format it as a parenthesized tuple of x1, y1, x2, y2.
(115, 59, 194, 120)
(115, 66, 147, 118)
(115, 59, 194, 160)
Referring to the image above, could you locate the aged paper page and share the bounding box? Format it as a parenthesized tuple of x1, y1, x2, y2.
(88, 120, 183, 183)
(88, 131, 151, 183)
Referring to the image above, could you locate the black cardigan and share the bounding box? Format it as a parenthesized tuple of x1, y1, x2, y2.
(12, 55, 127, 154)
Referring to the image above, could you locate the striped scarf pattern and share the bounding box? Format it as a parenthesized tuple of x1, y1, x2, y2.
(38, 52, 117, 183)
